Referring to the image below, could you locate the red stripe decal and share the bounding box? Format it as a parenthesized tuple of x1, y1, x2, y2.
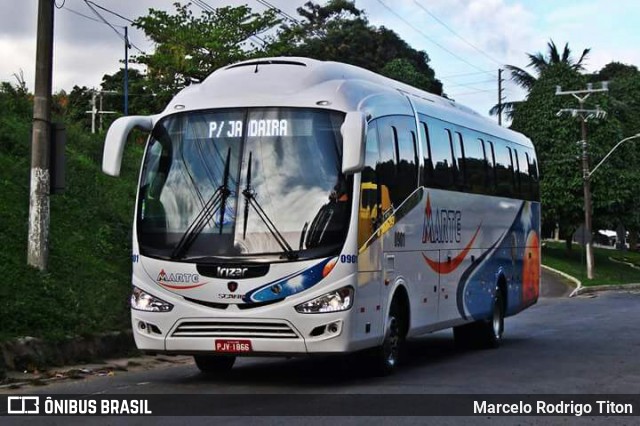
(422, 225, 481, 274)
(158, 282, 206, 290)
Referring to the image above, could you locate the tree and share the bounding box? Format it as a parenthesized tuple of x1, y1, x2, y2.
(270, 1, 442, 94)
(100, 68, 160, 117)
(490, 40, 590, 117)
(591, 63, 640, 249)
(132, 2, 280, 105)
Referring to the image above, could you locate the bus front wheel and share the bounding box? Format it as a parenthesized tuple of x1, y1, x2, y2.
(370, 298, 406, 375)
(194, 355, 236, 373)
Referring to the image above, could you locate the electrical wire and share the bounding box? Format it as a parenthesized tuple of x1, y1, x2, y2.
(373, 0, 489, 73)
(412, 0, 504, 67)
(82, 1, 144, 53)
(85, 0, 134, 24)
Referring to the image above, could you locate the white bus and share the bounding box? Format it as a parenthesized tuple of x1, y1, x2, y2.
(103, 57, 541, 375)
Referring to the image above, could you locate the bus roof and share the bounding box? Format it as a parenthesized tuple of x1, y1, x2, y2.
(165, 57, 532, 148)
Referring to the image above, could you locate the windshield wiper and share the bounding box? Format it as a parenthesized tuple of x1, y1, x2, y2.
(241, 151, 298, 260)
(171, 148, 232, 259)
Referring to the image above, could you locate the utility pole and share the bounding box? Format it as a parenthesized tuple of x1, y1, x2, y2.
(497, 68, 504, 126)
(124, 26, 129, 116)
(556, 82, 608, 280)
(27, 0, 54, 271)
(86, 89, 117, 133)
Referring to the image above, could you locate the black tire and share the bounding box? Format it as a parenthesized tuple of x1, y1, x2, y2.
(453, 321, 477, 349)
(481, 287, 505, 348)
(370, 299, 405, 376)
(194, 355, 236, 373)
(454, 288, 505, 349)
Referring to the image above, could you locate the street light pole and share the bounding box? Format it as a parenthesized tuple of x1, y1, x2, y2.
(588, 133, 640, 178)
(556, 82, 608, 280)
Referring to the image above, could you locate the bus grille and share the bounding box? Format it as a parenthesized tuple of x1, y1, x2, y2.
(171, 321, 299, 339)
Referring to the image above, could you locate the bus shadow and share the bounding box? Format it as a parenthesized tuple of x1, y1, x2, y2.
(183, 330, 530, 388)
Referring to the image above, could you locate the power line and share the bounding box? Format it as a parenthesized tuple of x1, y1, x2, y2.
(440, 70, 495, 79)
(373, 0, 488, 73)
(62, 6, 103, 24)
(85, 0, 134, 24)
(254, 0, 299, 24)
(445, 78, 495, 89)
(82, 1, 143, 53)
(411, 0, 504, 67)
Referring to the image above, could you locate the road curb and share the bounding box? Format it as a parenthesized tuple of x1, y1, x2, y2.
(541, 264, 581, 296)
(573, 283, 640, 295)
(541, 264, 640, 297)
(0, 330, 137, 374)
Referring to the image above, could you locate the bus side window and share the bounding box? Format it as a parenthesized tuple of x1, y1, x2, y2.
(376, 118, 399, 213)
(486, 140, 496, 194)
(454, 131, 466, 190)
(358, 120, 381, 248)
(419, 121, 434, 186)
(528, 150, 540, 200)
(463, 136, 486, 195)
(395, 117, 419, 203)
(429, 120, 456, 190)
(507, 146, 516, 195)
(495, 142, 513, 198)
(520, 150, 532, 200)
(513, 148, 522, 197)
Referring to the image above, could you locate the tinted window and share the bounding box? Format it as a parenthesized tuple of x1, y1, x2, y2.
(377, 116, 418, 206)
(419, 121, 434, 186)
(495, 142, 514, 197)
(429, 122, 456, 190)
(464, 137, 487, 194)
(359, 121, 381, 247)
(454, 132, 466, 189)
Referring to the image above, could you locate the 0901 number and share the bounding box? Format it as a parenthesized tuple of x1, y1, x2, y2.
(340, 254, 358, 264)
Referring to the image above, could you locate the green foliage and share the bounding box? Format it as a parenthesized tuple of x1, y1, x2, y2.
(0, 82, 142, 342)
(132, 2, 280, 105)
(511, 63, 589, 240)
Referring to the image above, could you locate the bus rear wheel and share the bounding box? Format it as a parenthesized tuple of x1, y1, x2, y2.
(454, 288, 505, 349)
(194, 355, 236, 373)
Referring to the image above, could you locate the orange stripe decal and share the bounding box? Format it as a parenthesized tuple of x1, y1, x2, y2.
(422, 225, 481, 274)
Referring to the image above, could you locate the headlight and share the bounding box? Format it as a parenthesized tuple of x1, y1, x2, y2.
(295, 286, 354, 314)
(131, 286, 173, 312)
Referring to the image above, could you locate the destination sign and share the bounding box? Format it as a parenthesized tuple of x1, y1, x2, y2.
(207, 119, 293, 139)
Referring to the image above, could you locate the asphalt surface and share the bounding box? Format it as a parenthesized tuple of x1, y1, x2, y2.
(3, 270, 640, 424)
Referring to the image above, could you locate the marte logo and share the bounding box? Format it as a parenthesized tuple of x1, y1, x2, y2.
(216, 267, 249, 278)
(422, 193, 462, 244)
(157, 269, 205, 290)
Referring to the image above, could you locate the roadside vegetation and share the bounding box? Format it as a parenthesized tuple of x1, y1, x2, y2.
(542, 240, 640, 286)
(0, 82, 142, 342)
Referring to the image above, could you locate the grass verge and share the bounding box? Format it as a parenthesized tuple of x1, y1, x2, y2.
(542, 240, 640, 286)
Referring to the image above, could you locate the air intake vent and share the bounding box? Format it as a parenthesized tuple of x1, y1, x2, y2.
(171, 320, 299, 339)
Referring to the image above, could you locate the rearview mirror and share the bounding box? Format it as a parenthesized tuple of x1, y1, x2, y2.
(102, 116, 153, 176)
(341, 111, 367, 174)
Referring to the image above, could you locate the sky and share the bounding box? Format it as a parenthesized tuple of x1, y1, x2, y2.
(2, 0, 640, 122)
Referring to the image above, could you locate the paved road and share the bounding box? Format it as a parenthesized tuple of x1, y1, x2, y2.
(3, 271, 639, 424)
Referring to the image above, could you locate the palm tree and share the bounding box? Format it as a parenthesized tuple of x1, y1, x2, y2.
(490, 40, 591, 118)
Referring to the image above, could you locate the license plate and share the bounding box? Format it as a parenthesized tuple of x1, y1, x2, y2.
(215, 339, 252, 353)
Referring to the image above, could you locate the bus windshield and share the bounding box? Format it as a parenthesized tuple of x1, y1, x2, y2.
(137, 108, 352, 262)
